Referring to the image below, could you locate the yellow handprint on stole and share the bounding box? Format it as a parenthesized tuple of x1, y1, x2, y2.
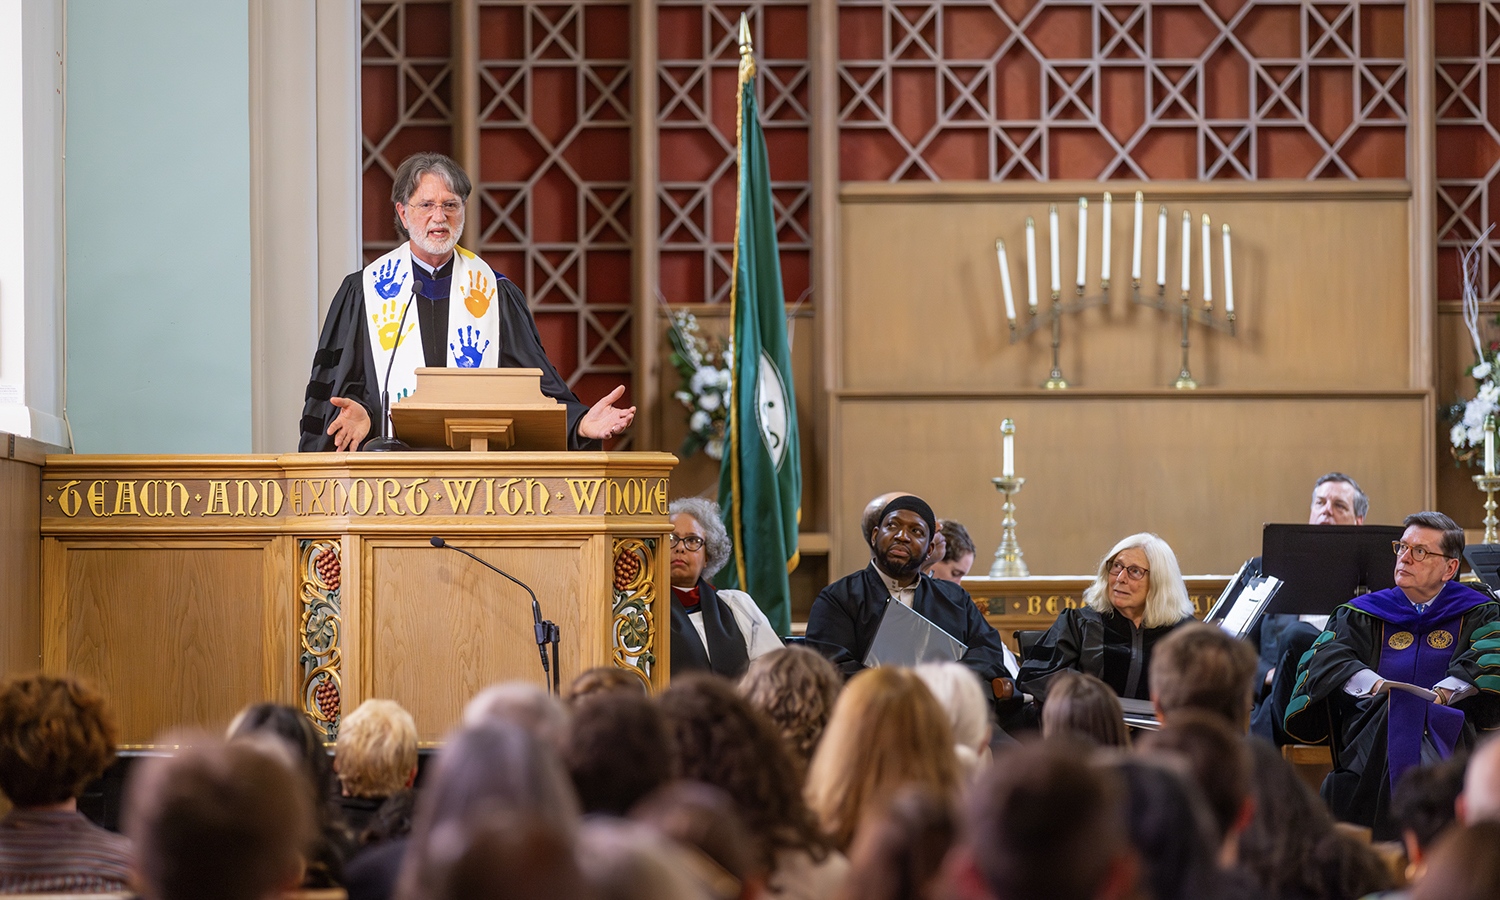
(464, 270, 494, 318)
(373, 301, 416, 351)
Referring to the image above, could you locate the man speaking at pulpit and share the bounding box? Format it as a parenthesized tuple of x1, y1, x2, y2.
(298, 152, 634, 452)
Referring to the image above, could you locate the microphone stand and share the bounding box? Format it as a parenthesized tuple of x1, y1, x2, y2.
(430, 537, 560, 693)
(365, 294, 415, 452)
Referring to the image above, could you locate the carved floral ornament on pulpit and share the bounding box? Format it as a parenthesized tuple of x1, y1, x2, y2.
(995, 191, 1238, 390)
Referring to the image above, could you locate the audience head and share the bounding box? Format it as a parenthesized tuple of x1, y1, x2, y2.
(862, 491, 914, 549)
(954, 738, 1133, 900)
(632, 781, 763, 900)
(835, 786, 954, 900)
(1137, 712, 1252, 852)
(1148, 622, 1258, 731)
(927, 520, 977, 584)
(577, 818, 715, 900)
(0, 673, 117, 809)
(462, 681, 570, 752)
(398, 721, 581, 900)
(1310, 472, 1368, 525)
(1392, 754, 1467, 870)
(564, 688, 677, 816)
(1039, 671, 1129, 748)
(669, 497, 731, 589)
(1460, 733, 1500, 824)
(1411, 821, 1500, 900)
(567, 666, 649, 703)
(739, 645, 843, 767)
(660, 673, 829, 874)
(425, 810, 597, 900)
(1083, 533, 1193, 628)
(868, 496, 939, 584)
(226, 702, 334, 800)
(805, 666, 958, 850)
(125, 735, 314, 900)
(1111, 757, 1222, 900)
(336, 698, 418, 799)
(913, 662, 993, 777)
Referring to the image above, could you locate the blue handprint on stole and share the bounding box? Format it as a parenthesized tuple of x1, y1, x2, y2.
(373, 260, 408, 299)
(451, 326, 490, 368)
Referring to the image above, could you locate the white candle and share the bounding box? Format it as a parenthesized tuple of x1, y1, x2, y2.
(1488, 415, 1496, 477)
(1180, 210, 1191, 294)
(997, 239, 1016, 323)
(1221, 223, 1234, 314)
(1131, 191, 1143, 282)
(1201, 214, 1213, 306)
(1025, 216, 1038, 311)
(1002, 419, 1015, 478)
(1101, 192, 1112, 284)
(1156, 205, 1167, 287)
(1049, 204, 1061, 295)
(1076, 198, 1088, 289)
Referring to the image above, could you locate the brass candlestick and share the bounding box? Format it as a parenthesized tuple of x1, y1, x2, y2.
(989, 476, 1029, 577)
(1475, 473, 1500, 544)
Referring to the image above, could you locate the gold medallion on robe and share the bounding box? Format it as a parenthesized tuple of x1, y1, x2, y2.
(1427, 630, 1454, 650)
(1388, 631, 1414, 650)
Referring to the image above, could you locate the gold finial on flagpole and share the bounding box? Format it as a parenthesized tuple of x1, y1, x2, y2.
(737, 12, 755, 83)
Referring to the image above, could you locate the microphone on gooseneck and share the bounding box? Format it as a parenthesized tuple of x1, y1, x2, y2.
(366, 293, 415, 452)
(430, 537, 551, 686)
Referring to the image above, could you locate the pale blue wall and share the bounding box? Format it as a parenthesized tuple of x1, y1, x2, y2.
(65, 1, 251, 452)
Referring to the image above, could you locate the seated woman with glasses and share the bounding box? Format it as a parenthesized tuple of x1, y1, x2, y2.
(667, 497, 783, 678)
(1017, 533, 1196, 703)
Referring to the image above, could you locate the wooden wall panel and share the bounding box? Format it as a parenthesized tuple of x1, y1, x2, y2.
(51, 543, 269, 744)
(0, 455, 41, 676)
(831, 394, 1430, 580)
(839, 182, 1412, 393)
(365, 537, 588, 741)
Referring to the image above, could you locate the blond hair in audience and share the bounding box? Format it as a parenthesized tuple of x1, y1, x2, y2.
(1083, 532, 1194, 628)
(739, 646, 843, 768)
(913, 662, 993, 779)
(1040, 670, 1130, 748)
(804, 666, 958, 850)
(336, 698, 418, 798)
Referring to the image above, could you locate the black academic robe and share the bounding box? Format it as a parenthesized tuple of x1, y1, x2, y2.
(298, 269, 596, 452)
(805, 564, 1011, 683)
(1283, 582, 1500, 838)
(669, 579, 751, 679)
(1016, 606, 1192, 703)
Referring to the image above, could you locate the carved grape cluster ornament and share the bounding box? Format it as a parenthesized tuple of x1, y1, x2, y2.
(315, 549, 341, 589)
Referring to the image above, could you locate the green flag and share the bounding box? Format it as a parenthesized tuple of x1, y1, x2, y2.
(714, 17, 800, 635)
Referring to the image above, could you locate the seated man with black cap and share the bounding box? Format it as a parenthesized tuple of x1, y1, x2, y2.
(805, 493, 1011, 686)
(668, 497, 783, 678)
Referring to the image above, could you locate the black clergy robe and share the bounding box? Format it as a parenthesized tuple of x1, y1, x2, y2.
(298, 269, 595, 452)
(1283, 581, 1500, 838)
(805, 564, 1011, 683)
(1016, 606, 1192, 703)
(669, 579, 751, 679)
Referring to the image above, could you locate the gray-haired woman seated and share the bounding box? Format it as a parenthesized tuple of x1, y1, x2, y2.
(668, 497, 783, 678)
(1017, 532, 1195, 703)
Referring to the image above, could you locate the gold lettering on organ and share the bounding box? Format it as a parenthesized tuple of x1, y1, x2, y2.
(111, 481, 139, 517)
(653, 479, 668, 514)
(331, 480, 350, 516)
(483, 478, 496, 515)
(57, 480, 83, 517)
(566, 478, 603, 513)
(495, 479, 523, 515)
(443, 479, 478, 514)
(1026, 595, 1042, 615)
(526, 479, 550, 515)
(233, 480, 260, 517)
(376, 479, 403, 515)
(350, 480, 374, 516)
(405, 479, 430, 515)
(88, 481, 108, 517)
(205, 481, 232, 516)
(260, 480, 284, 517)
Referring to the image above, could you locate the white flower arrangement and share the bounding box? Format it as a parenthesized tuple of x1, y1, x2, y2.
(1448, 230, 1499, 464)
(667, 310, 732, 460)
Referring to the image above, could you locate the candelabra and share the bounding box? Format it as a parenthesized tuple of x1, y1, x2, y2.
(988, 476, 1029, 577)
(1132, 284, 1235, 389)
(1476, 474, 1500, 545)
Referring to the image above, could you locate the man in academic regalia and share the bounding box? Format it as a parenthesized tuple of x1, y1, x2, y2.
(1284, 510, 1500, 838)
(667, 497, 782, 677)
(298, 152, 633, 452)
(805, 494, 1011, 686)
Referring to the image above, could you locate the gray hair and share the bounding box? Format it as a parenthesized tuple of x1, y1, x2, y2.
(1314, 473, 1369, 520)
(1083, 533, 1195, 629)
(463, 682, 570, 754)
(391, 152, 473, 240)
(668, 497, 731, 580)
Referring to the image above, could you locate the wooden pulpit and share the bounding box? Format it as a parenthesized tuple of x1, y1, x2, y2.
(388, 368, 569, 452)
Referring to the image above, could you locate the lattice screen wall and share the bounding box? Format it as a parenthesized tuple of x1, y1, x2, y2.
(1436, 0, 1500, 303)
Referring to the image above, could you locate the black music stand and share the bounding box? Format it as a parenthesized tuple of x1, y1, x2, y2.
(1259, 524, 1404, 616)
